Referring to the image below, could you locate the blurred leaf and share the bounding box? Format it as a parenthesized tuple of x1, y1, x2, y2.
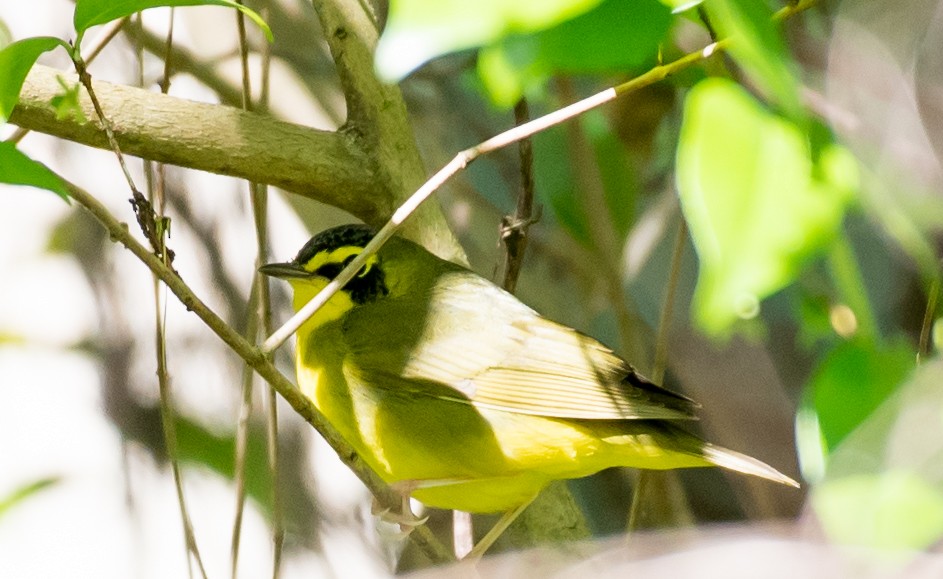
(809, 339, 915, 453)
(0, 19, 12, 49)
(0, 477, 60, 521)
(378, 0, 603, 80)
(0, 331, 27, 345)
(49, 76, 88, 124)
(676, 79, 857, 334)
(477, 41, 542, 108)
(174, 416, 273, 514)
(531, 0, 670, 73)
(0, 36, 67, 123)
(533, 125, 592, 245)
(815, 470, 943, 553)
(0, 142, 70, 201)
(73, 0, 273, 43)
(478, 0, 672, 107)
(795, 286, 836, 349)
(584, 111, 637, 238)
(812, 360, 943, 551)
(704, 0, 801, 118)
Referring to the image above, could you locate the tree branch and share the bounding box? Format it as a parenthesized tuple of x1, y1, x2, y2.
(10, 64, 383, 222)
(311, 0, 463, 261)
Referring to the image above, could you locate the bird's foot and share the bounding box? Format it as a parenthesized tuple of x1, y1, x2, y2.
(371, 480, 428, 534)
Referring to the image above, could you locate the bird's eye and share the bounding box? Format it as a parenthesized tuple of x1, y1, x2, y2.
(314, 262, 342, 279)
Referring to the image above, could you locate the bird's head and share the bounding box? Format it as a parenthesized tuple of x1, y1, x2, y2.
(260, 224, 390, 323)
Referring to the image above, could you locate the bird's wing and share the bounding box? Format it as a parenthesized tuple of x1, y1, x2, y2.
(343, 273, 697, 421)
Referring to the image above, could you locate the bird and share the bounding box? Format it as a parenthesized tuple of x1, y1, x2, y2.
(260, 223, 797, 520)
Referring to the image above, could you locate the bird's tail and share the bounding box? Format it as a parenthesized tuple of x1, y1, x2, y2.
(701, 443, 800, 488)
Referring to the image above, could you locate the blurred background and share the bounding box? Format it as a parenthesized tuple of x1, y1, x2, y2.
(2, 0, 943, 576)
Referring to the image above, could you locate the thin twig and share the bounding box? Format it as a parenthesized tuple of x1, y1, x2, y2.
(230, 8, 255, 576)
(254, 8, 283, 576)
(84, 17, 130, 63)
(651, 218, 687, 385)
(231, 284, 259, 579)
(70, 53, 142, 198)
(230, 5, 283, 577)
(499, 98, 537, 293)
(140, 9, 207, 578)
(627, 214, 693, 534)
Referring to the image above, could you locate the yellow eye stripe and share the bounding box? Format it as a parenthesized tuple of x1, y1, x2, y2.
(302, 246, 379, 278)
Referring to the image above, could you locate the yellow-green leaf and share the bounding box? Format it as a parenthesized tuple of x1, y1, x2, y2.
(677, 79, 857, 334)
(73, 0, 272, 43)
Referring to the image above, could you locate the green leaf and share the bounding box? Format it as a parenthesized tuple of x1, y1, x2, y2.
(705, 0, 801, 118)
(533, 0, 670, 73)
(377, 0, 603, 81)
(478, 0, 671, 107)
(814, 470, 943, 552)
(174, 417, 273, 513)
(73, 0, 273, 44)
(676, 79, 857, 334)
(809, 340, 915, 453)
(533, 125, 592, 245)
(49, 76, 88, 124)
(0, 478, 60, 521)
(0, 36, 68, 123)
(0, 142, 70, 201)
(585, 111, 637, 238)
(811, 360, 943, 551)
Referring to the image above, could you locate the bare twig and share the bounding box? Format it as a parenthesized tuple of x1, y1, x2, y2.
(84, 17, 130, 63)
(499, 98, 538, 293)
(651, 218, 688, 385)
(138, 10, 207, 578)
(230, 7, 255, 575)
(230, 4, 283, 577)
(70, 53, 142, 198)
(254, 9, 283, 576)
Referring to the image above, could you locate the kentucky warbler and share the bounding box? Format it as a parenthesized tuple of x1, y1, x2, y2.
(260, 224, 797, 514)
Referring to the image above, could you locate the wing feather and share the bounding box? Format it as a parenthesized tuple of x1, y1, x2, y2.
(343, 273, 697, 421)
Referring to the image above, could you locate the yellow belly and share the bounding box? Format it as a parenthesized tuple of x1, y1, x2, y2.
(296, 344, 710, 513)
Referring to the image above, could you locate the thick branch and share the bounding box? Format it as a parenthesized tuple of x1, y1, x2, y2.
(10, 64, 383, 222)
(311, 0, 463, 261)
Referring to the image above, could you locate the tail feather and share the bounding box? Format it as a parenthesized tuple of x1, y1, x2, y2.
(701, 444, 800, 488)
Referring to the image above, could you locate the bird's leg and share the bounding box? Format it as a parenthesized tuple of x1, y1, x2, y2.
(463, 495, 536, 560)
(371, 480, 428, 533)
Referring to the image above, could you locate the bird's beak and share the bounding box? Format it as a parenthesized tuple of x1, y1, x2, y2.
(258, 262, 311, 279)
